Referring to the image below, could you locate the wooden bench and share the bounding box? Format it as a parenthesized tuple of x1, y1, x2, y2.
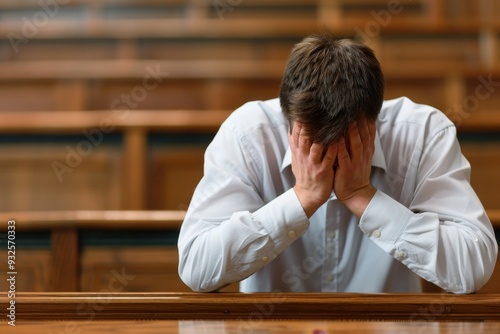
(0, 110, 231, 210)
(0, 58, 498, 113)
(0, 210, 498, 293)
(0, 0, 497, 41)
(0, 1, 498, 112)
(0, 210, 190, 292)
(1, 109, 500, 213)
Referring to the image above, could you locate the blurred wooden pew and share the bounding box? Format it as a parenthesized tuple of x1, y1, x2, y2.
(0, 209, 498, 293)
(0, 1, 498, 113)
(0, 109, 230, 211)
(1, 109, 500, 212)
(0, 0, 499, 295)
(0, 210, 192, 292)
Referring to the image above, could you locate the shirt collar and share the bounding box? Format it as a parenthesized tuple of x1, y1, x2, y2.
(280, 131, 387, 172)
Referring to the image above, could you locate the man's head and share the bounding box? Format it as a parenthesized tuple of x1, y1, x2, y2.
(279, 32, 384, 145)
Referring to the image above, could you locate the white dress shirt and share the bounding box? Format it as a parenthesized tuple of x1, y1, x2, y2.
(178, 96, 498, 294)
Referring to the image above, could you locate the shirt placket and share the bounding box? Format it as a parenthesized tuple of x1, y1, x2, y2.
(322, 197, 340, 291)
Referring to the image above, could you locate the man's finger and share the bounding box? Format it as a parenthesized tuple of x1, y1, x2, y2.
(310, 142, 324, 163)
(359, 118, 376, 152)
(298, 125, 312, 154)
(322, 142, 338, 166)
(347, 121, 363, 162)
(291, 122, 301, 149)
(337, 137, 351, 167)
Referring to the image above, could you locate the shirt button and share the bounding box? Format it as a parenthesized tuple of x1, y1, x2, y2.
(326, 274, 334, 282)
(262, 256, 269, 262)
(394, 250, 405, 260)
(372, 230, 381, 238)
(288, 230, 296, 238)
(328, 231, 336, 239)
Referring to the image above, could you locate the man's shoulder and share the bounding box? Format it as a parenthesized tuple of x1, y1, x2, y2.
(222, 98, 287, 131)
(380, 96, 454, 130)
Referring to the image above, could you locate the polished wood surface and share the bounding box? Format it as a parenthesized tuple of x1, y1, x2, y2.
(0, 210, 185, 231)
(1, 209, 497, 231)
(1, 293, 500, 321)
(3, 320, 500, 334)
(0, 110, 231, 133)
(1, 108, 500, 133)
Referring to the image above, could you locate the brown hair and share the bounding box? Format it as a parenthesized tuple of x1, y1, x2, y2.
(279, 32, 384, 145)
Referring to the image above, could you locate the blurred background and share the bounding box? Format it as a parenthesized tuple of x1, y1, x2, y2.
(0, 0, 498, 293)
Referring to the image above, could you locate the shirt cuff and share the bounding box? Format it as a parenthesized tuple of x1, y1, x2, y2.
(358, 190, 413, 253)
(252, 188, 310, 252)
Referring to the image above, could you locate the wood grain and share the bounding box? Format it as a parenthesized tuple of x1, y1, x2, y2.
(1, 292, 500, 321)
(2, 320, 500, 334)
(0, 210, 185, 231)
(51, 229, 79, 292)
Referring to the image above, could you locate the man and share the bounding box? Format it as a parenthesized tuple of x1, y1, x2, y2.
(178, 33, 498, 293)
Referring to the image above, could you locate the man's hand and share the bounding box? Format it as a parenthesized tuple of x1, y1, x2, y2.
(334, 118, 377, 218)
(289, 123, 338, 218)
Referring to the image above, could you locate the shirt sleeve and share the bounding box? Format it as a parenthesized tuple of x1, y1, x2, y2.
(358, 125, 498, 294)
(177, 124, 309, 292)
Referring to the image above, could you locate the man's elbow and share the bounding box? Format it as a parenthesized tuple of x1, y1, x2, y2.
(178, 258, 225, 293)
(446, 239, 498, 294)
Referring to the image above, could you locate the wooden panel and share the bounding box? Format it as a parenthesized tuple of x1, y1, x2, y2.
(479, 254, 500, 293)
(0, 82, 60, 111)
(463, 75, 500, 114)
(80, 246, 238, 292)
(138, 40, 296, 61)
(88, 79, 211, 111)
(148, 147, 206, 210)
(51, 229, 79, 291)
(80, 247, 188, 292)
(379, 36, 481, 69)
(0, 40, 118, 61)
(0, 145, 123, 211)
(123, 128, 147, 210)
(383, 77, 446, 111)
(461, 142, 500, 210)
(203, 78, 282, 110)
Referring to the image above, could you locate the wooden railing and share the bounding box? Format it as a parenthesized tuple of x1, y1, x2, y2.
(1, 292, 500, 321)
(0, 210, 186, 291)
(0, 209, 498, 292)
